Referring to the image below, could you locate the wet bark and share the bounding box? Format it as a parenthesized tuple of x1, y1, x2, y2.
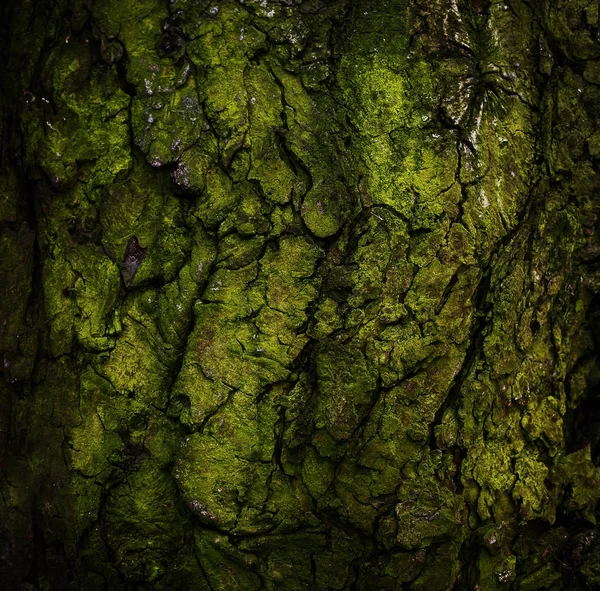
(1, 0, 600, 589)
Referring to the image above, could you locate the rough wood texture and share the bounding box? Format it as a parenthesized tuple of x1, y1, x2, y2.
(1, 1, 599, 589)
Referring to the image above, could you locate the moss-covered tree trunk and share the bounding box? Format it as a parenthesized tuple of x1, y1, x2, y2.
(1, 0, 600, 589)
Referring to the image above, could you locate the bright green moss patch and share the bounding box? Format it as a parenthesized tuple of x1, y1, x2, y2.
(314, 342, 377, 441)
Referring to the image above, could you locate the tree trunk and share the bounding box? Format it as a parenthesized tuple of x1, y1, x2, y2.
(1, 0, 600, 589)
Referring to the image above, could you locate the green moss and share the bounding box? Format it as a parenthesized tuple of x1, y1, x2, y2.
(3, 0, 600, 587)
(301, 447, 334, 500)
(195, 530, 260, 591)
(98, 291, 175, 408)
(104, 460, 189, 582)
(581, 543, 600, 587)
(132, 81, 205, 167)
(411, 553, 460, 591)
(68, 408, 123, 478)
(174, 391, 303, 533)
(517, 563, 562, 591)
(309, 297, 343, 339)
(246, 65, 302, 205)
(475, 552, 517, 590)
(22, 55, 131, 188)
(190, 165, 237, 228)
(101, 164, 191, 287)
(41, 239, 121, 355)
(394, 458, 465, 552)
(554, 445, 600, 519)
(512, 449, 552, 522)
(220, 182, 272, 237)
(313, 342, 376, 441)
(301, 181, 348, 238)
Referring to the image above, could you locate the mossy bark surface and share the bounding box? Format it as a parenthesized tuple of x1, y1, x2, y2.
(1, 0, 600, 589)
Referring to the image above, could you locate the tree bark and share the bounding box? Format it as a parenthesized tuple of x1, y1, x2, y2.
(1, 0, 600, 589)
